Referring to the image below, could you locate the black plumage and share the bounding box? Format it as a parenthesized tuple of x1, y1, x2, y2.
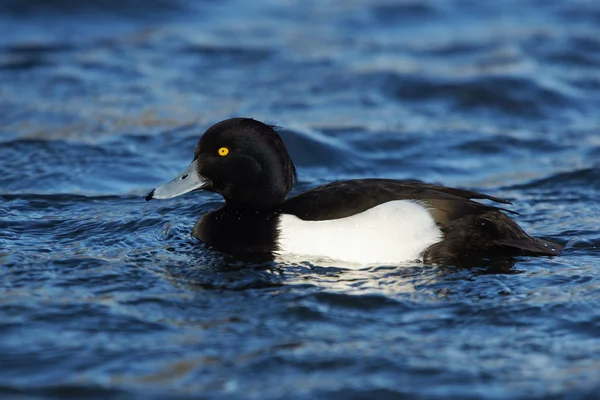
(148, 118, 563, 263)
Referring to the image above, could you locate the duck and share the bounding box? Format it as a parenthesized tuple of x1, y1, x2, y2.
(146, 117, 562, 265)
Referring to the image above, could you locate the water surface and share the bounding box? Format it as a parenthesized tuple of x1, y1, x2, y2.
(1, 0, 599, 398)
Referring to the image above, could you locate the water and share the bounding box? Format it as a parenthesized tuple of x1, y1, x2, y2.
(1, 0, 599, 398)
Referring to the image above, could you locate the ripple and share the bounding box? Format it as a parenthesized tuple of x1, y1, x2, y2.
(0, 0, 187, 17)
(507, 168, 600, 191)
(523, 33, 600, 68)
(370, 2, 442, 24)
(0, 136, 184, 194)
(456, 136, 562, 155)
(277, 126, 359, 175)
(180, 44, 274, 64)
(382, 73, 575, 118)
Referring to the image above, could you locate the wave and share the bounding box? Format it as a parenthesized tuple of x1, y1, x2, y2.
(380, 73, 576, 118)
(505, 167, 600, 191)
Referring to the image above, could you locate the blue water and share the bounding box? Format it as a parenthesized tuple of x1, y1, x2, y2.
(1, 0, 600, 398)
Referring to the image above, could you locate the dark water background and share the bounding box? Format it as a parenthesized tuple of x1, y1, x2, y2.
(1, 0, 600, 398)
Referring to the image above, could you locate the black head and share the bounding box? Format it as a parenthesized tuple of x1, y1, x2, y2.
(147, 118, 296, 210)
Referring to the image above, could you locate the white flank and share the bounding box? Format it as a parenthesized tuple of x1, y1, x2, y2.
(275, 200, 443, 266)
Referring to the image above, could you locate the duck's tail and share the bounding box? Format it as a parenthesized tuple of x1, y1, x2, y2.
(497, 236, 563, 256)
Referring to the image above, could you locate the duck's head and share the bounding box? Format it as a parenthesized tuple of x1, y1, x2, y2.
(146, 118, 296, 210)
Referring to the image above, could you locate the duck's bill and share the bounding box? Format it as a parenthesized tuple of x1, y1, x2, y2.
(145, 160, 210, 201)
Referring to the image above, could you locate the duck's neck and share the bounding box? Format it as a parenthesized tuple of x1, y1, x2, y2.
(192, 204, 280, 254)
(222, 192, 285, 211)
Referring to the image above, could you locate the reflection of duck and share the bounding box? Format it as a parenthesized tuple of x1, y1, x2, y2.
(146, 118, 562, 265)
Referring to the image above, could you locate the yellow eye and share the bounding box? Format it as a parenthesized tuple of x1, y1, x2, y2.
(218, 147, 229, 157)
